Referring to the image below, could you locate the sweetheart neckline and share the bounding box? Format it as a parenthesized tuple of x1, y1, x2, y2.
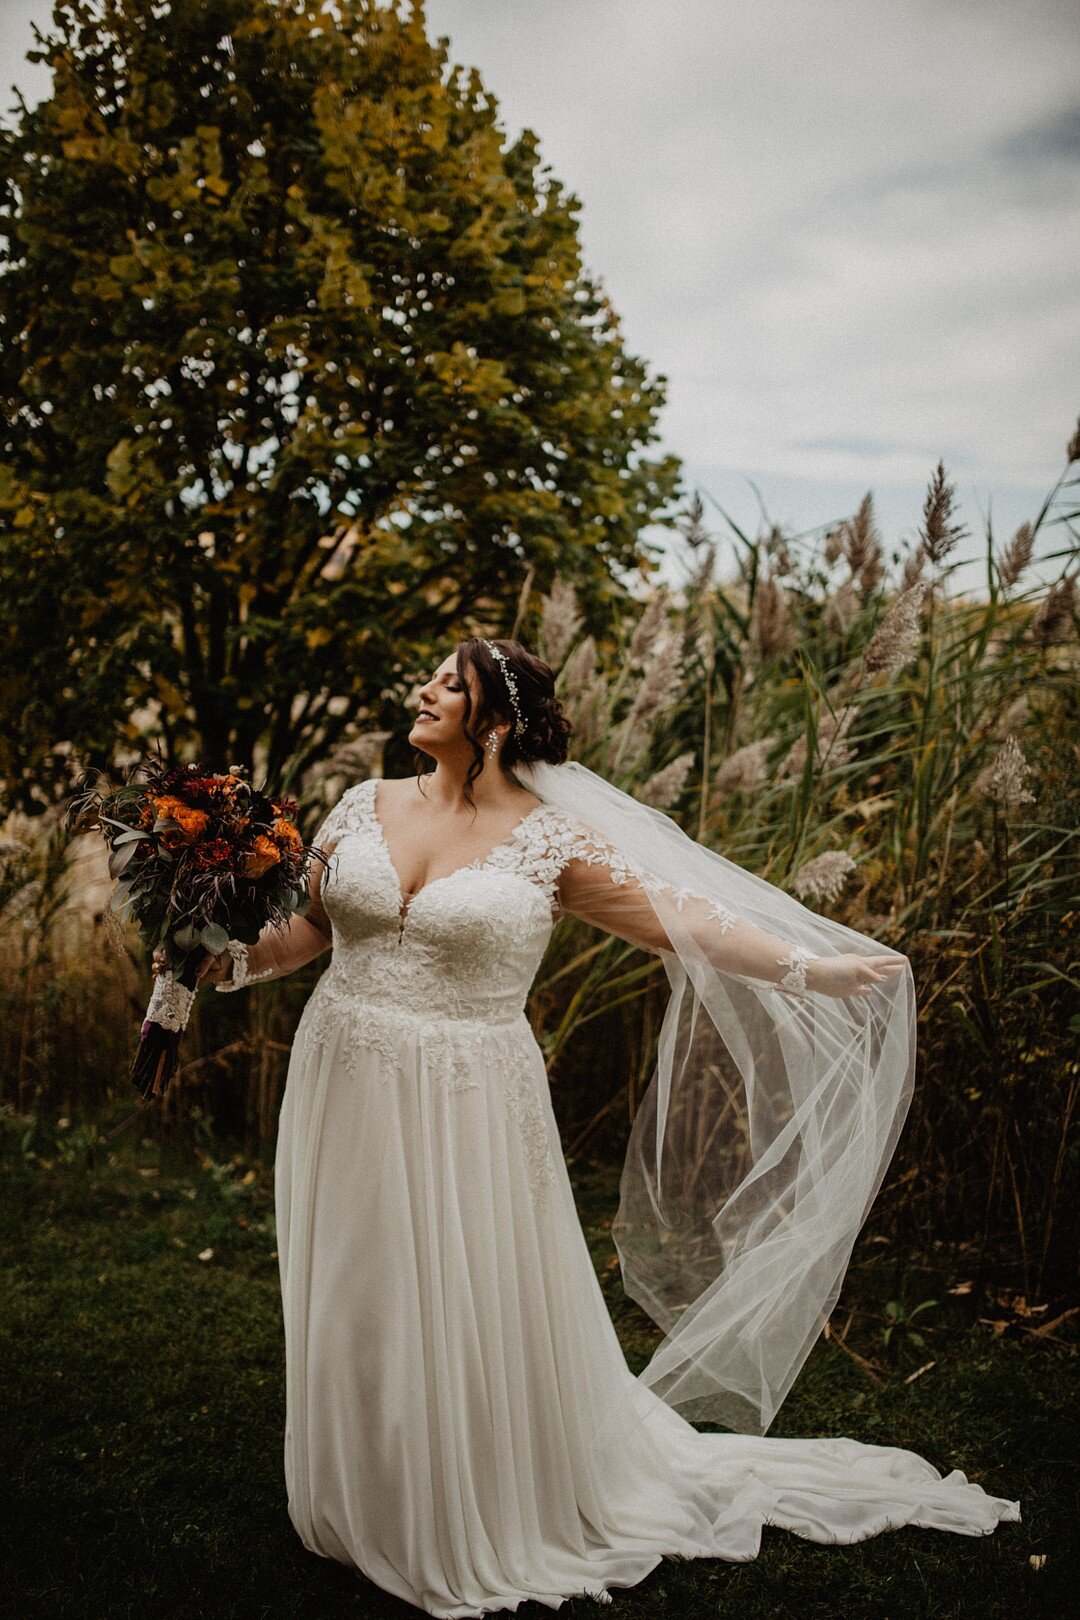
(365, 779, 550, 920)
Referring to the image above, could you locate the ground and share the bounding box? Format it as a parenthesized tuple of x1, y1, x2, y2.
(1, 1107, 1073, 1619)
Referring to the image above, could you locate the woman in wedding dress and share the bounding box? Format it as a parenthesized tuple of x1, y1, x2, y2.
(177, 635, 1018, 1616)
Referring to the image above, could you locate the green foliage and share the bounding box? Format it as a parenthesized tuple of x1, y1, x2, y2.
(881, 1296, 938, 1356)
(0, 0, 678, 806)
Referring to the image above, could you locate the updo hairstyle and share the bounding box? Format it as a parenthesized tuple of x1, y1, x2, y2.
(412, 637, 573, 811)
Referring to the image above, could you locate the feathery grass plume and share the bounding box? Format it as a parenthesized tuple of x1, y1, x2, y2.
(772, 539, 797, 579)
(900, 546, 927, 591)
(858, 546, 885, 597)
(715, 737, 776, 795)
(792, 849, 858, 903)
(678, 490, 712, 552)
(778, 700, 856, 782)
(975, 734, 1037, 813)
(919, 460, 967, 568)
(537, 577, 583, 670)
(621, 631, 684, 760)
(843, 494, 885, 596)
(629, 585, 670, 666)
(562, 634, 598, 695)
(1067, 416, 1080, 463)
(777, 733, 808, 782)
(864, 580, 929, 676)
(101, 897, 129, 957)
(693, 620, 716, 670)
(824, 579, 861, 637)
(678, 493, 717, 592)
(1028, 575, 1077, 644)
(764, 523, 796, 579)
(749, 574, 795, 663)
(559, 635, 608, 749)
(823, 524, 846, 567)
(997, 522, 1035, 591)
(995, 694, 1030, 738)
(640, 751, 695, 809)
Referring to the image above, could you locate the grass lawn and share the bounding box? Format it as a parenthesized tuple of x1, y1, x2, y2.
(1, 1106, 1073, 1619)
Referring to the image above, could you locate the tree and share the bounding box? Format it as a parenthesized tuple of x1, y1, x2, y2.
(0, 0, 679, 808)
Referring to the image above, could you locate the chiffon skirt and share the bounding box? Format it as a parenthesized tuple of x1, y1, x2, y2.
(274, 997, 1020, 1617)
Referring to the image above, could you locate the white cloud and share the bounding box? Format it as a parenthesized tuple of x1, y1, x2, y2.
(424, 0, 1080, 584)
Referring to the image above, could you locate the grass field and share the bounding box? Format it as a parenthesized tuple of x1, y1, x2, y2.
(1, 1106, 1073, 1619)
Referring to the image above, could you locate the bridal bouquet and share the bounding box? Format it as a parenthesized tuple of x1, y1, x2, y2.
(67, 756, 329, 1100)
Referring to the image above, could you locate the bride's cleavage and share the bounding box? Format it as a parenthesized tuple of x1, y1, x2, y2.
(371, 782, 541, 941)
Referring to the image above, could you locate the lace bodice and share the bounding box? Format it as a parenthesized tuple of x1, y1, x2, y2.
(306, 779, 610, 1023)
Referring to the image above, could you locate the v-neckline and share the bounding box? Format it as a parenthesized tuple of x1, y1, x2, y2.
(367, 779, 547, 928)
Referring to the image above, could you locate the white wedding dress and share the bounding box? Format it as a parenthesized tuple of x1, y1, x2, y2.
(222, 777, 1019, 1617)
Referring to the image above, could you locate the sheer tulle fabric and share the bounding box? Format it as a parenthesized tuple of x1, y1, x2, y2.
(513, 760, 917, 1436)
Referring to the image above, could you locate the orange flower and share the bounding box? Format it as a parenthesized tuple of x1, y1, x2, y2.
(152, 794, 187, 820)
(175, 806, 210, 838)
(241, 834, 283, 879)
(272, 816, 304, 852)
(152, 795, 208, 840)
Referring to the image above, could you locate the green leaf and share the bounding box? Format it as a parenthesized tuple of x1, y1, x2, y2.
(108, 840, 140, 878)
(200, 922, 229, 954)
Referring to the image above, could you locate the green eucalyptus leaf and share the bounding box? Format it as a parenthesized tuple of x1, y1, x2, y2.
(108, 840, 140, 878)
(200, 922, 229, 954)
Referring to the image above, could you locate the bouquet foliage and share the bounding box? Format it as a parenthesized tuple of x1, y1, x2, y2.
(67, 754, 329, 1099)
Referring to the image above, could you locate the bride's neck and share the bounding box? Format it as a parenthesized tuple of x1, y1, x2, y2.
(417, 759, 519, 814)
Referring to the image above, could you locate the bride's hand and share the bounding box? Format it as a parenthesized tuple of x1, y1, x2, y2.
(151, 947, 233, 985)
(806, 952, 908, 999)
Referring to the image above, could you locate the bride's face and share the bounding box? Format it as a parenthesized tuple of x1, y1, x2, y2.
(409, 653, 482, 758)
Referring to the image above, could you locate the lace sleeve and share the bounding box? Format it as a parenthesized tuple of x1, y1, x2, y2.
(554, 820, 818, 995)
(215, 786, 349, 993)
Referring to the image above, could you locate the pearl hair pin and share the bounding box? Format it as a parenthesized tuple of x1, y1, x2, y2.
(482, 639, 527, 740)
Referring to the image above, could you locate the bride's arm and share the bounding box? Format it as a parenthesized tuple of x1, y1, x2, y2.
(555, 830, 906, 998)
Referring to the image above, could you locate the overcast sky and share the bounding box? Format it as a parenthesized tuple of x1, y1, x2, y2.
(3, 0, 1078, 593)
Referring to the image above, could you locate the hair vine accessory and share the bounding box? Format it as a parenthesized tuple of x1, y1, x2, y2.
(481, 639, 527, 740)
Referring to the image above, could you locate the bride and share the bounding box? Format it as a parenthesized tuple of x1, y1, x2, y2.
(165, 635, 1019, 1615)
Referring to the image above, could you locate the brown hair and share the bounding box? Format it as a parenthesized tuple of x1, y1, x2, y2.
(411, 638, 574, 812)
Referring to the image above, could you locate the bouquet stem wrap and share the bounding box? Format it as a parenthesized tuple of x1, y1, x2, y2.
(131, 955, 202, 1100)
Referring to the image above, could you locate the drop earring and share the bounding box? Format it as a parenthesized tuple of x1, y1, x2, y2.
(486, 729, 499, 758)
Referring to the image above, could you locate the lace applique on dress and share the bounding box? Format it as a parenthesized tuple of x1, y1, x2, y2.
(504, 810, 743, 935)
(311, 780, 374, 856)
(478, 808, 641, 917)
(504, 1067, 557, 1198)
(298, 970, 556, 1205)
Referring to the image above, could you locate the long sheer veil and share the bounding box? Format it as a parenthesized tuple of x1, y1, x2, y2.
(512, 757, 917, 1436)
